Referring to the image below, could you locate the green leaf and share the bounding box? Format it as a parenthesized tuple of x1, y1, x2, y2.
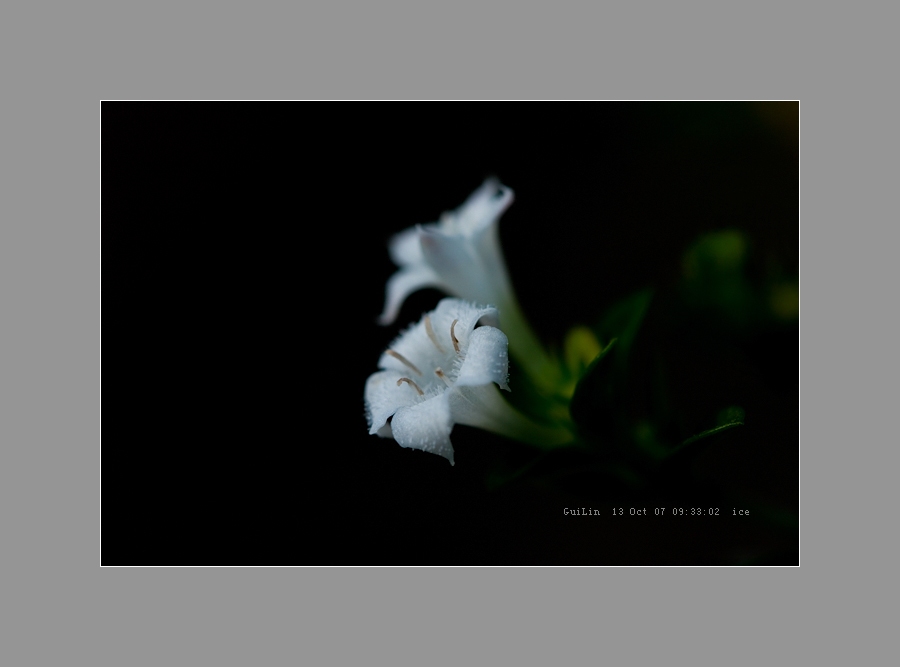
(677, 421, 744, 450)
(593, 288, 653, 371)
(681, 231, 755, 325)
(669, 407, 745, 458)
(567, 289, 653, 444)
(568, 338, 619, 441)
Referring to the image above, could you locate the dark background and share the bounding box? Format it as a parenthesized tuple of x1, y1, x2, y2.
(104, 102, 798, 565)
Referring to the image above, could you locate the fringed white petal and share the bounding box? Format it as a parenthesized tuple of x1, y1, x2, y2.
(390, 393, 455, 465)
(378, 264, 444, 325)
(430, 298, 499, 343)
(387, 225, 425, 266)
(364, 369, 422, 435)
(455, 326, 509, 390)
(448, 178, 514, 237)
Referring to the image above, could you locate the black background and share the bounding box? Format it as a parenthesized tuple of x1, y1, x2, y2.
(103, 102, 798, 565)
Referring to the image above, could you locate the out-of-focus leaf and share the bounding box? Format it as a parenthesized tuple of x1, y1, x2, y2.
(567, 289, 653, 450)
(568, 338, 618, 441)
(563, 325, 602, 380)
(682, 230, 747, 279)
(594, 288, 653, 372)
(768, 280, 799, 321)
(681, 230, 755, 325)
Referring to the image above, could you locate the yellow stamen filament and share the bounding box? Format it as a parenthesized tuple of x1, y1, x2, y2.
(434, 367, 452, 387)
(386, 349, 422, 375)
(397, 377, 424, 395)
(424, 315, 445, 353)
(450, 319, 460, 353)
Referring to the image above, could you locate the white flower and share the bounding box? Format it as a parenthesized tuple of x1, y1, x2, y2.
(365, 298, 569, 465)
(379, 177, 516, 326)
(379, 178, 559, 389)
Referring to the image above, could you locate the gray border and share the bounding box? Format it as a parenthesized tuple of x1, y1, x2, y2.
(6, 2, 816, 665)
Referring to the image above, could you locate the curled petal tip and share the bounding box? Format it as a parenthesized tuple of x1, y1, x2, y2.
(379, 179, 515, 322)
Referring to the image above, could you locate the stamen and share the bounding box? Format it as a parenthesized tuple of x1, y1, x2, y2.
(396, 377, 424, 395)
(450, 319, 460, 353)
(424, 315, 445, 353)
(386, 349, 422, 375)
(434, 367, 452, 387)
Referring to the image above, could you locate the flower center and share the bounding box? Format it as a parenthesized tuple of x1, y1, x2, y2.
(390, 318, 465, 397)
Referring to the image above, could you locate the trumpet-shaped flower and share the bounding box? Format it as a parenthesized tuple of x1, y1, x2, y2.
(379, 178, 515, 326)
(365, 298, 570, 465)
(379, 178, 560, 390)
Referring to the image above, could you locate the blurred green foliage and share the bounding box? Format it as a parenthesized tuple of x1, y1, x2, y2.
(490, 228, 797, 516)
